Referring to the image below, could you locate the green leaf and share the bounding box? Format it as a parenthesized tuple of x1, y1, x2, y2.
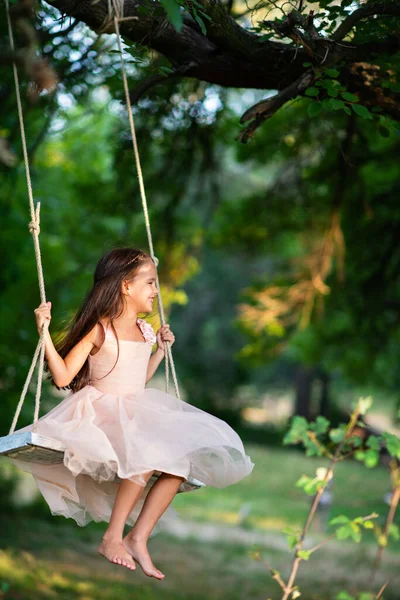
(330, 99, 345, 110)
(351, 104, 373, 120)
(159, 66, 175, 75)
(198, 10, 212, 21)
(325, 68, 340, 78)
(382, 432, 400, 458)
(193, 12, 207, 35)
(366, 435, 380, 450)
(284, 416, 309, 445)
(305, 87, 319, 97)
(335, 593, 354, 600)
(314, 416, 330, 434)
(303, 435, 324, 457)
(329, 426, 346, 443)
(297, 550, 311, 561)
(363, 520, 375, 529)
(341, 91, 359, 103)
(286, 534, 299, 549)
(296, 474, 308, 487)
(160, 0, 183, 31)
(389, 523, 400, 541)
(336, 524, 353, 540)
(283, 527, 301, 549)
(350, 522, 362, 542)
(363, 449, 379, 468)
(330, 515, 350, 526)
(346, 435, 362, 448)
(308, 102, 322, 117)
(327, 89, 339, 98)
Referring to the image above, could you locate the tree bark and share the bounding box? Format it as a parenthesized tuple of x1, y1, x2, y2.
(319, 370, 330, 418)
(44, 0, 400, 105)
(294, 365, 315, 419)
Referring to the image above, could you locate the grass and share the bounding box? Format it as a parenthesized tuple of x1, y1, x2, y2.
(0, 444, 399, 600)
(172, 445, 398, 534)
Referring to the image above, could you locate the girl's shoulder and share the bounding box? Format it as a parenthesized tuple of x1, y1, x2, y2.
(88, 322, 107, 355)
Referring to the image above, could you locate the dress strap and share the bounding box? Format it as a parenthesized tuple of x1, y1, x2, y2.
(137, 318, 157, 345)
(98, 320, 111, 339)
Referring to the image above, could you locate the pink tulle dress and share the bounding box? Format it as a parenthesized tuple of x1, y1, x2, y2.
(11, 319, 255, 534)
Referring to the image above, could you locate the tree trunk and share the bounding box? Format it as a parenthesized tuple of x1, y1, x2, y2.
(319, 370, 330, 418)
(294, 365, 315, 419)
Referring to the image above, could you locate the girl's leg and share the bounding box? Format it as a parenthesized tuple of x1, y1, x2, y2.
(98, 471, 154, 570)
(123, 472, 185, 579)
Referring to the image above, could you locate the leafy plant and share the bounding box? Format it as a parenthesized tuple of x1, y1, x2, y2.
(250, 398, 400, 599)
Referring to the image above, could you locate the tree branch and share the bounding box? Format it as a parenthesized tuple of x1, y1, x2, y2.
(36, 0, 400, 139)
(237, 70, 314, 142)
(46, 0, 300, 89)
(332, 1, 400, 42)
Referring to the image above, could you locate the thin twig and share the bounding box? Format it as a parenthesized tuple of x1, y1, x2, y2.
(281, 406, 362, 600)
(375, 581, 389, 599)
(370, 463, 400, 588)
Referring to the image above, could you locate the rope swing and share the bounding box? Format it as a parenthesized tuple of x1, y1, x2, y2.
(0, 1, 201, 493)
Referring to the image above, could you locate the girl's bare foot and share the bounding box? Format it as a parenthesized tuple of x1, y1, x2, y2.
(123, 534, 165, 580)
(98, 536, 136, 570)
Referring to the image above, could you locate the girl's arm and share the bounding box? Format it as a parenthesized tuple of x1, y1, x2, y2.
(145, 324, 175, 383)
(145, 348, 165, 383)
(34, 301, 99, 388)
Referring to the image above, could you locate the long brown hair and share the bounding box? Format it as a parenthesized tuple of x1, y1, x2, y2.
(50, 247, 152, 393)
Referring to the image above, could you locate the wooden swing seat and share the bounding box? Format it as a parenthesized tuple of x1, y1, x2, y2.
(0, 431, 205, 493)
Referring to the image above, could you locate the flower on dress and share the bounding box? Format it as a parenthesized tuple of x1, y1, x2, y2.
(137, 318, 157, 345)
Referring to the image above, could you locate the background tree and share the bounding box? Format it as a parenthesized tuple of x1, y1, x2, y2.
(1, 0, 400, 434)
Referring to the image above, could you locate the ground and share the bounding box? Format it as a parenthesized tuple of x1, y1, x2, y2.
(0, 445, 399, 600)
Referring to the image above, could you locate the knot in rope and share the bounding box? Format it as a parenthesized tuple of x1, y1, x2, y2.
(29, 220, 40, 235)
(29, 202, 41, 236)
(152, 255, 159, 267)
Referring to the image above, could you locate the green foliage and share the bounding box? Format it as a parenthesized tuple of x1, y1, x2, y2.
(160, 0, 183, 31)
(329, 425, 346, 444)
(329, 514, 379, 543)
(296, 470, 328, 495)
(282, 526, 301, 549)
(382, 433, 400, 459)
(297, 549, 311, 561)
(284, 415, 332, 457)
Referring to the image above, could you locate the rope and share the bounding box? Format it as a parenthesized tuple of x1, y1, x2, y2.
(93, 0, 138, 34)
(111, 1, 181, 399)
(5, 0, 49, 434)
(7, 0, 181, 439)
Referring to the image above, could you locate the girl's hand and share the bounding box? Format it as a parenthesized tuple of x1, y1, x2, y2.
(34, 301, 52, 335)
(156, 324, 175, 354)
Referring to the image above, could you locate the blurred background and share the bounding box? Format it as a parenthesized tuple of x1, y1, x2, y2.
(1, 0, 400, 598)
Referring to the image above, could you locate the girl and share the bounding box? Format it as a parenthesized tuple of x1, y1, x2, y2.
(12, 247, 254, 580)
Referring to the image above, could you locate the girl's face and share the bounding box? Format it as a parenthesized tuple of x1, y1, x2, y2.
(122, 260, 158, 313)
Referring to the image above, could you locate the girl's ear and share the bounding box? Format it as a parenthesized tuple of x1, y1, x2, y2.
(122, 279, 129, 295)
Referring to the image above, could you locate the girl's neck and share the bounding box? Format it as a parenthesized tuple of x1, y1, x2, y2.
(114, 307, 138, 326)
